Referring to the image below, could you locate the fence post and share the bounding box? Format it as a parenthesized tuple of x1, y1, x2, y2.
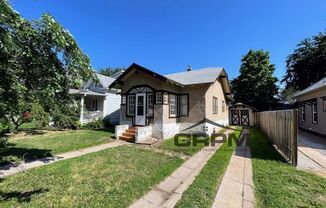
(292, 110, 298, 166)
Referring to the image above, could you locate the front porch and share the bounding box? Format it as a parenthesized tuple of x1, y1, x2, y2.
(70, 89, 107, 123)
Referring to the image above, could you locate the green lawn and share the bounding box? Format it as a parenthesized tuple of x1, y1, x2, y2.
(0, 145, 183, 207)
(250, 128, 326, 208)
(175, 127, 242, 208)
(159, 128, 228, 156)
(0, 129, 113, 165)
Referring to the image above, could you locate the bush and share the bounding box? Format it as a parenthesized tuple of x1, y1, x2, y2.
(82, 119, 104, 129)
(30, 102, 50, 128)
(52, 104, 80, 129)
(0, 137, 8, 149)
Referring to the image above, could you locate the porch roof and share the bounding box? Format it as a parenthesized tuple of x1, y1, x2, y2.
(69, 89, 106, 96)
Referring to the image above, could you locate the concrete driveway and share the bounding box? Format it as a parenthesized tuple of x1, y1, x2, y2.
(297, 129, 326, 176)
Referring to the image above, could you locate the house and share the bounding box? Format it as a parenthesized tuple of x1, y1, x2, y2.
(294, 77, 326, 136)
(69, 73, 121, 124)
(109, 63, 232, 142)
(229, 103, 257, 126)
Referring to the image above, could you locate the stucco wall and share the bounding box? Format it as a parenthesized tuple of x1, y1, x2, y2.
(205, 79, 229, 121)
(297, 88, 326, 136)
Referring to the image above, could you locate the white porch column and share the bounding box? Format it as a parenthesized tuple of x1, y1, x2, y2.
(80, 94, 85, 122)
(102, 95, 107, 118)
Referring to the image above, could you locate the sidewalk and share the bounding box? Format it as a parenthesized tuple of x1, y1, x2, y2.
(0, 140, 128, 178)
(212, 129, 255, 208)
(130, 130, 233, 208)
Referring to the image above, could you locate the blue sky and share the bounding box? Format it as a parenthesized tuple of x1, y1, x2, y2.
(11, 0, 326, 81)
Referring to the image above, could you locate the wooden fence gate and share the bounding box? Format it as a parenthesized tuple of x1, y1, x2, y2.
(254, 109, 298, 166)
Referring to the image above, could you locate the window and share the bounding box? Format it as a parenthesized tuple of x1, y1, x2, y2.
(127, 95, 135, 116)
(301, 104, 305, 121)
(156, 92, 163, 104)
(179, 95, 188, 116)
(169, 94, 177, 117)
(312, 102, 318, 123)
(121, 95, 126, 105)
(213, 97, 218, 114)
(147, 93, 154, 116)
(222, 100, 225, 112)
(323, 98, 326, 111)
(92, 99, 98, 111)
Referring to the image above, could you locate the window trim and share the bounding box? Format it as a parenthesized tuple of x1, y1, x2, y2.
(147, 93, 154, 117)
(213, 97, 218, 114)
(312, 101, 318, 124)
(127, 94, 136, 116)
(169, 94, 178, 118)
(179, 94, 189, 117)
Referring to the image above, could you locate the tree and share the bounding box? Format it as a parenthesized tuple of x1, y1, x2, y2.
(99, 67, 125, 77)
(231, 49, 278, 111)
(0, 0, 94, 130)
(282, 30, 326, 91)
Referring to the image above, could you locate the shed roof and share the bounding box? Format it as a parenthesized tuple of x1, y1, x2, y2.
(294, 77, 326, 97)
(229, 103, 258, 111)
(164, 67, 224, 85)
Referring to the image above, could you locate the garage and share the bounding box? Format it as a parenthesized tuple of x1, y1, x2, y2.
(229, 103, 257, 126)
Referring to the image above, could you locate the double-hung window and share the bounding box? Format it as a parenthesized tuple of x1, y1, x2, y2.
(323, 97, 326, 111)
(156, 92, 163, 104)
(179, 95, 188, 116)
(127, 95, 135, 116)
(312, 101, 318, 123)
(169, 94, 177, 117)
(92, 99, 98, 111)
(147, 93, 154, 116)
(301, 104, 305, 121)
(213, 97, 218, 114)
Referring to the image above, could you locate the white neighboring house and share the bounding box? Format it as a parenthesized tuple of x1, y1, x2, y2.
(69, 73, 121, 124)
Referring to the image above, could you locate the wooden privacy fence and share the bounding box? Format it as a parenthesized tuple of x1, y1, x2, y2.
(254, 109, 298, 166)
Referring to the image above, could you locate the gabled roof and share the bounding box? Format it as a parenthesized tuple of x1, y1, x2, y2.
(165, 67, 224, 85)
(294, 77, 326, 97)
(96, 73, 115, 88)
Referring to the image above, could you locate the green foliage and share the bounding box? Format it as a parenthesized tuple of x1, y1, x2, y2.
(0, 0, 94, 130)
(29, 102, 50, 128)
(231, 49, 278, 110)
(99, 67, 125, 77)
(283, 30, 326, 91)
(82, 119, 104, 129)
(52, 103, 80, 129)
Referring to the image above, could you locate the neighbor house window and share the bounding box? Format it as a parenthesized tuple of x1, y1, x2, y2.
(121, 95, 126, 105)
(92, 99, 98, 111)
(213, 97, 218, 114)
(312, 101, 318, 123)
(147, 93, 154, 116)
(301, 104, 305, 121)
(156, 92, 163, 104)
(169, 94, 177, 117)
(222, 100, 225, 112)
(179, 95, 188, 116)
(323, 98, 326, 111)
(127, 95, 135, 116)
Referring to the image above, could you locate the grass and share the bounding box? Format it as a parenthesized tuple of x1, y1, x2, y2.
(250, 128, 326, 208)
(175, 127, 242, 208)
(0, 145, 183, 207)
(159, 128, 228, 156)
(0, 129, 113, 165)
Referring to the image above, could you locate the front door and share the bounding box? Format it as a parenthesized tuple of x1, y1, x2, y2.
(135, 93, 146, 125)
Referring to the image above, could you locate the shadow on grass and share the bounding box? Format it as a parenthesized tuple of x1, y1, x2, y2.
(0, 188, 49, 203)
(0, 144, 53, 166)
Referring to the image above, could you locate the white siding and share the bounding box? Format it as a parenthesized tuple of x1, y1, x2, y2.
(104, 93, 121, 124)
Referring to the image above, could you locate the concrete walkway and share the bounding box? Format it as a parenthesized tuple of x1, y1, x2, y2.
(0, 140, 128, 178)
(297, 130, 326, 176)
(212, 129, 255, 208)
(130, 130, 234, 208)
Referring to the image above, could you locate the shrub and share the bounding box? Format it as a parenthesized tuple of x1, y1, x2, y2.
(30, 102, 50, 128)
(82, 119, 104, 129)
(52, 104, 80, 129)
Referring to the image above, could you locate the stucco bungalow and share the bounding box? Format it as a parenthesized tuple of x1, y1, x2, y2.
(294, 77, 326, 136)
(109, 63, 232, 142)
